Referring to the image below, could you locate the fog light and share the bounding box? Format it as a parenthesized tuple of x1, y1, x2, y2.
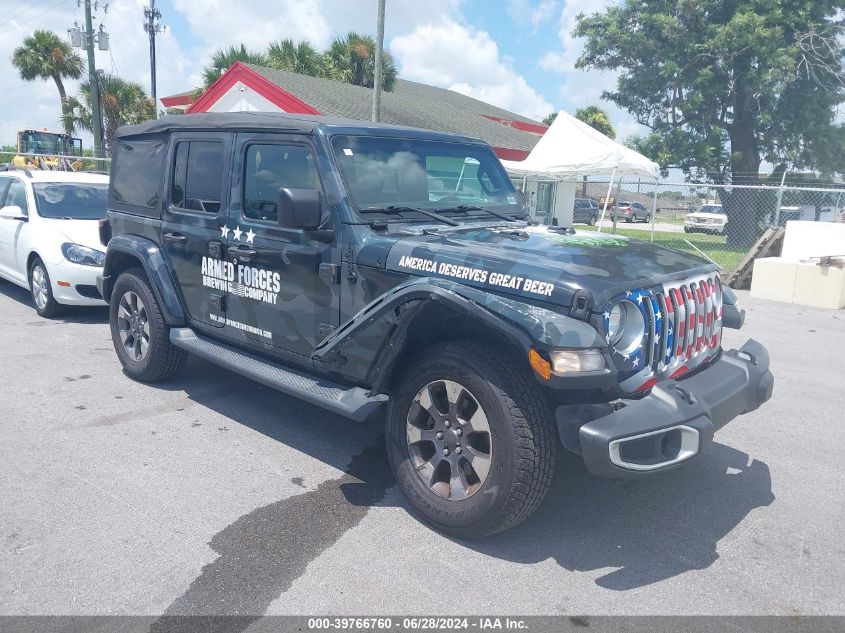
(549, 349, 605, 374)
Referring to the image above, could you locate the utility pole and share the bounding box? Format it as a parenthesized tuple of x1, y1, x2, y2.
(69, 1, 108, 156)
(83, 0, 103, 156)
(143, 1, 164, 109)
(371, 0, 386, 122)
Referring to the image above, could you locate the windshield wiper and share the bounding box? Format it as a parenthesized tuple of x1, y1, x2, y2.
(433, 204, 520, 222)
(360, 205, 458, 226)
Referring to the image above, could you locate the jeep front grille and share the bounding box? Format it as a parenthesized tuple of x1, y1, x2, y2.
(607, 273, 723, 393)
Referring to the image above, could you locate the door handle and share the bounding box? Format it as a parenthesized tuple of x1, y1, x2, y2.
(230, 245, 257, 261)
(163, 232, 187, 245)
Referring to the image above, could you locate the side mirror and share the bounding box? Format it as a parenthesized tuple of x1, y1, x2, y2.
(277, 187, 322, 230)
(0, 205, 26, 221)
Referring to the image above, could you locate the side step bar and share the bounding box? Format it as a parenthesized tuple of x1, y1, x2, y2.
(169, 328, 386, 422)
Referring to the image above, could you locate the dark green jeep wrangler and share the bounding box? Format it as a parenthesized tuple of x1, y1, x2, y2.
(98, 112, 773, 537)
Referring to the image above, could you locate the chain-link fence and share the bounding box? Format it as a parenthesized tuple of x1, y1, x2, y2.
(550, 177, 845, 274)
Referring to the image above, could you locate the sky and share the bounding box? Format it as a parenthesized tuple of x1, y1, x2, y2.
(0, 0, 637, 149)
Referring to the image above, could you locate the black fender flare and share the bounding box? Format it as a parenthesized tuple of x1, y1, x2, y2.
(313, 277, 603, 394)
(99, 234, 186, 325)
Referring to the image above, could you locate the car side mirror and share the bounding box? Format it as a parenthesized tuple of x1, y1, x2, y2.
(0, 205, 26, 221)
(276, 187, 322, 230)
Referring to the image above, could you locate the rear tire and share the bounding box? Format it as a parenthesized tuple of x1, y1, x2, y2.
(386, 342, 557, 538)
(109, 268, 186, 382)
(588, 214, 596, 226)
(29, 258, 64, 318)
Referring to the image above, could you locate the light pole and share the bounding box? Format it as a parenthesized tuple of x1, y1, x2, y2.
(371, 0, 386, 122)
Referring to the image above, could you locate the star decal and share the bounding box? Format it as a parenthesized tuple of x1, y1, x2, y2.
(232, 226, 243, 241)
(636, 295, 644, 304)
(655, 312, 662, 322)
(220, 225, 230, 238)
(632, 356, 640, 368)
(245, 228, 255, 244)
(603, 311, 610, 320)
(622, 352, 630, 361)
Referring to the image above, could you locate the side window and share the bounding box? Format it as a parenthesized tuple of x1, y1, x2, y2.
(111, 140, 165, 209)
(171, 141, 224, 214)
(242, 144, 320, 222)
(4, 180, 29, 214)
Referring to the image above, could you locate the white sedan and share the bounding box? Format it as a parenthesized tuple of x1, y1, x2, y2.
(0, 169, 109, 317)
(684, 204, 728, 235)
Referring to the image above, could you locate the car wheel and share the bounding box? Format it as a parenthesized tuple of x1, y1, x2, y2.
(386, 341, 557, 538)
(683, 226, 692, 233)
(109, 267, 187, 382)
(29, 258, 64, 318)
(589, 214, 597, 226)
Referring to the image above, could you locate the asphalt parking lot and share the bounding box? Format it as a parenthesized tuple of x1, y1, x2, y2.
(1, 278, 843, 617)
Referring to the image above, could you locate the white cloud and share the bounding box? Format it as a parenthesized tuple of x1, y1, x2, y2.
(390, 20, 552, 120)
(536, 1, 647, 140)
(508, 0, 558, 33)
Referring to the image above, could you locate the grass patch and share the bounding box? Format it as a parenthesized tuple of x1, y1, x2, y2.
(610, 227, 746, 272)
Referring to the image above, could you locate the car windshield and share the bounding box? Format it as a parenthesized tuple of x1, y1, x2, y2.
(330, 135, 524, 222)
(698, 205, 723, 213)
(33, 183, 108, 220)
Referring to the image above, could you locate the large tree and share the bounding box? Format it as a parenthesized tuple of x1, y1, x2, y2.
(12, 30, 85, 136)
(62, 74, 156, 152)
(201, 45, 269, 89)
(574, 0, 845, 246)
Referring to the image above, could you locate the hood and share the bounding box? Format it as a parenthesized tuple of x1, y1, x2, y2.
(41, 218, 104, 251)
(384, 225, 715, 307)
(687, 212, 728, 221)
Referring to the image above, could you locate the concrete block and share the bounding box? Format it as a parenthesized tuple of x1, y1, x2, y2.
(750, 258, 799, 304)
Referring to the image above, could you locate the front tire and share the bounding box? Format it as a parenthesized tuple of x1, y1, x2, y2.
(29, 258, 63, 318)
(588, 214, 597, 226)
(386, 342, 557, 538)
(109, 268, 186, 382)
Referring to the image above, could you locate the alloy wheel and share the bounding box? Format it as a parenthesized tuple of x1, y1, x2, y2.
(31, 265, 49, 310)
(406, 379, 493, 501)
(117, 291, 150, 362)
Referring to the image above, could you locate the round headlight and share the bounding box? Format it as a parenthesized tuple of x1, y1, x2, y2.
(607, 304, 624, 346)
(606, 300, 646, 355)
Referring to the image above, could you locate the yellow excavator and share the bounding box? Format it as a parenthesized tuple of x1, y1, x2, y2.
(9, 129, 84, 171)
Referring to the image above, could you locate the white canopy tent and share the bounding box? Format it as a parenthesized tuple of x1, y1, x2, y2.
(501, 110, 660, 233)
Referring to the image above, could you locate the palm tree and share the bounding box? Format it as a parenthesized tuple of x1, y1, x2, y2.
(574, 106, 616, 139)
(267, 39, 329, 78)
(62, 74, 156, 152)
(201, 45, 269, 89)
(12, 30, 85, 136)
(325, 32, 397, 91)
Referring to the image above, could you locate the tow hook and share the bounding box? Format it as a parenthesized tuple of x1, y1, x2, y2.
(673, 384, 696, 406)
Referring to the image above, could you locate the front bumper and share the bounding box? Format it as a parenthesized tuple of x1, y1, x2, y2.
(573, 339, 773, 478)
(49, 260, 106, 306)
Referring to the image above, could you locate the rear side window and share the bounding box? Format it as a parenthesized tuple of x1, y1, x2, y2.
(171, 141, 224, 214)
(111, 140, 166, 210)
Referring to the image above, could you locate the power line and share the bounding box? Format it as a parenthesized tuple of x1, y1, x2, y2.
(1, 0, 69, 28)
(3, 0, 50, 24)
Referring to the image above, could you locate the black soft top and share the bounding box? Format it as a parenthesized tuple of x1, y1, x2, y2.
(115, 111, 485, 146)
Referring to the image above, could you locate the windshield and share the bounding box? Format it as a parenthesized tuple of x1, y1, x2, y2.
(330, 135, 524, 222)
(698, 205, 723, 214)
(33, 183, 108, 220)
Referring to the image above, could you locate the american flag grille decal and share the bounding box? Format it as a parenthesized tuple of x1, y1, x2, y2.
(605, 273, 724, 393)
